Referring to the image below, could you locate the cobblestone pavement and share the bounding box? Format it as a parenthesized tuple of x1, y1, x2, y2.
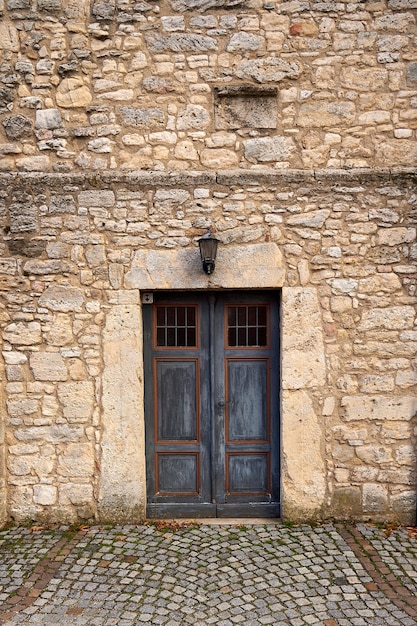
(0, 521, 416, 626)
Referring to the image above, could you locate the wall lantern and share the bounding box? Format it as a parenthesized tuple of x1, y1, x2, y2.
(197, 230, 220, 275)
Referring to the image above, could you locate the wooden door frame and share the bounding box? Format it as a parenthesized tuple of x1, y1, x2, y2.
(143, 289, 281, 519)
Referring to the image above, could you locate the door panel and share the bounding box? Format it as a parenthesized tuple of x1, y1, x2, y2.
(227, 453, 269, 493)
(156, 453, 199, 494)
(156, 359, 199, 442)
(227, 359, 268, 442)
(144, 291, 280, 518)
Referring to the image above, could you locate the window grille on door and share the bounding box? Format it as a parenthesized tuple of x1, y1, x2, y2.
(155, 305, 197, 348)
(226, 305, 268, 347)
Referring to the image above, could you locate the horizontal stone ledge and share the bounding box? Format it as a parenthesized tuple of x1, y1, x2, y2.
(0, 167, 415, 189)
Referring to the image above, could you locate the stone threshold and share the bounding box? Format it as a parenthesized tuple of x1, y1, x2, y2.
(147, 518, 282, 525)
(0, 166, 415, 188)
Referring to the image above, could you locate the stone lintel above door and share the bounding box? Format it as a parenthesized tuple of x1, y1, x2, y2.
(125, 242, 284, 291)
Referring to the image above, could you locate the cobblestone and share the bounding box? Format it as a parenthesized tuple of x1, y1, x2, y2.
(0, 523, 416, 625)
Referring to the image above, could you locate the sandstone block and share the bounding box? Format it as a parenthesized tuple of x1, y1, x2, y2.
(329, 279, 358, 295)
(322, 396, 335, 416)
(6, 365, 24, 382)
(377, 228, 417, 246)
(375, 140, 417, 167)
(396, 370, 417, 388)
(0, 23, 19, 52)
(200, 148, 238, 168)
(358, 306, 415, 331)
(122, 134, 145, 147)
(161, 16, 185, 31)
(122, 35, 144, 50)
(154, 189, 190, 207)
(9, 203, 37, 233)
(341, 395, 417, 421)
(56, 78, 92, 108)
(375, 13, 415, 30)
(330, 296, 352, 313)
(381, 420, 411, 444)
(42, 396, 60, 417)
(333, 444, 355, 462)
(390, 491, 416, 524)
(170, 0, 242, 9)
(282, 287, 326, 389)
(389, 0, 417, 7)
(59, 483, 93, 506)
(125, 243, 284, 290)
(38, 285, 84, 312)
(287, 209, 330, 228)
(98, 90, 134, 102)
(8, 453, 54, 477)
(395, 445, 415, 466)
(146, 33, 217, 52)
(85, 244, 106, 267)
(119, 107, 164, 128)
(358, 273, 401, 293)
(9, 486, 40, 520)
(35, 109, 62, 130)
(30, 352, 67, 382)
(362, 483, 388, 514)
(298, 102, 355, 127)
(4, 321, 41, 346)
(87, 137, 113, 153)
(78, 190, 115, 207)
(177, 105, 210, 130)
(301, 145, 330, 168)
(16, 156, 50, 171)
(360, 375, 395, 393)
(282, 389, 326, 517)
(3, 352, 27, 365)
(243, 136, 295, 163)
(0, 258, 17, 275)
(261, 14, 289, 31)
(356, 445, 392, 465)
(33, 484, 57, 506)
(130, 52, 147, 71)
(330, 487, 362, 519)
(358, 111, 391, 125)
(175, 140, 198, 160)
(58, 443, 94, 477)
(98, 303, 146, 522)
(148, 131, 177, 145)
(38, 0, 62, 11)
(340, 66, 388, 92)
(215, 88, 278, 131)
(290, 21, 318, 36)
(57, 381, 94, 422)
(226, 32, 264, 52)
(23, 259, 74, 275)
(235, 57, 302, 82)
(7, 398, 38, 417)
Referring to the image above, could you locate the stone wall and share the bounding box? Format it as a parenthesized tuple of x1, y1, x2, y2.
(0, 0, 416, 523)
(0, 0, 416, 172)
(0, 168, 415, 523)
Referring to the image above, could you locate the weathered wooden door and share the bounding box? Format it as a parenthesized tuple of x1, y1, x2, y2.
(143, 291, 280, 518)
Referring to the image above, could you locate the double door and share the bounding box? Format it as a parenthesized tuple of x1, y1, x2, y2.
(143, 291, 280, 518)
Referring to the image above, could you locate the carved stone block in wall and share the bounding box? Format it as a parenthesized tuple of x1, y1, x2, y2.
(214, 86, 278, 130)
